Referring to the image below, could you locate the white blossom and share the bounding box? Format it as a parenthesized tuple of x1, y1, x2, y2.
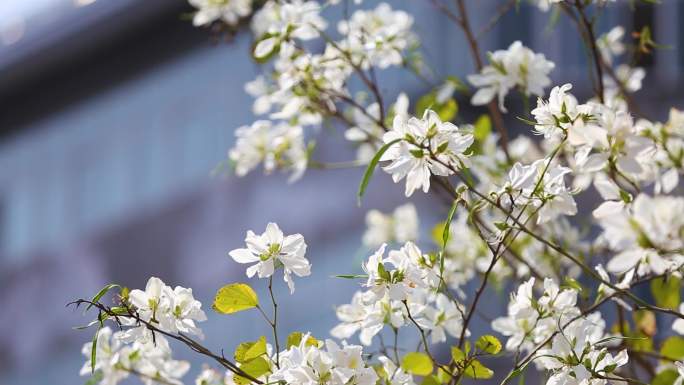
(378, 356, 416, 385)
(120, 277, 206, 343)
(338, 3, 416, 69)
(229, 120, 308, 182)
(80, 327, 190, 385)
(271, 336, 378, 385)
(381, 109, 473, 196)
(252, 0, 327, 58)
(229, 222, 311, 293)
(468, 41, 554, 112)
(595, 193, 684, 276)
(189, 0, 251, 27)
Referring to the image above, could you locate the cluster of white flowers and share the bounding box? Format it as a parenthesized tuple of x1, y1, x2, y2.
(80, 277, 206, 385)
(195, 366, 232, 385)
(229, 222, 311, 293)
(468, 41, 554, 112)
(381, 109, 474, 196)
(597, 26, 646, 103)
(229, 120, 308, 182)
(493, 278, 579, 354)
(78, 3, 684, 385)
(499, 157, 577, 224)
(538, 318, 628, 385)
(362, 203, 418, 248)
(345, 93, 409, 162)
(332, 242, 467, 345)
(494, 278, 629, 385)
(271, 337, 379, 385)
(189, 0, 252, 27)
(120, 277, 207, 343)
(337, 3, 416, 69)
(227, 1, 421, 182)
(252, 0, 327, 59)
(81, 327, 190, 385)
(595, 193, 684, 276)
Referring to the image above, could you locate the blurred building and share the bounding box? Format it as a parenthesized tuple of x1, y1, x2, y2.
(0, 0, 679, 384)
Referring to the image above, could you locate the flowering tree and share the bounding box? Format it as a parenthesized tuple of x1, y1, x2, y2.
(72, 1, 684, 385)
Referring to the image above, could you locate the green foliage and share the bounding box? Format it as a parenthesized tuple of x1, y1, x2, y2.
(234, 336, 267, 363)
(473, 115, 491, 143)
(416, 93, 458, 122)
(451, 346, 465, 362)
(84, 370, 103, 385)
(401, 352, 433, 376)
(650, 277, 680, 310)
(90, 326, 101, 373)
(213, 283, 259, 314)
(452, 346, 493, 380)
(661, 336, 684, 361)
(653, 369, 679, 385)
(87, 284, 120, 311)
(286, 331, 319, 348)
(475, 335, 502, 355)
(357, 138, 402, 205)
(462, 359, 494, 380)
(234, 357, 271, 385)
(334, 274, 368, 279)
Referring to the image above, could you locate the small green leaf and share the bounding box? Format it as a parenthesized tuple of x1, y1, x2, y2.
(286, 332, 319, 348)
(421, 375, 441, 385)
(652, 369, 678, 385)
(87, 284, 120, 311)
(661, 336, 684, 361)
(357, 138, 402, 205)
(84, 370, 104, 385)
(235, 336, 267, 363)
(90, 326, 101, 373)
(441, 200, 459, 252)
(463, 359, 494, 380)
(334, 274, 368, 279)
(475, 335, 502, 355)
(450, 347, 465, 362)
(213, 283, 259, 314)
(234, 356, 271, 385)
(402, 352, 433, 376)
(473, 115, 491, 143)
(650, 277, 680, 310)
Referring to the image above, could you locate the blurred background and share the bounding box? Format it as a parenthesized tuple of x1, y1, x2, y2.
(0, 0, 680, 384)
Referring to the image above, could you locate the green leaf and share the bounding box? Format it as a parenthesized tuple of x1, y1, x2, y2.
(90, 326, 101, 373)
(462, 359, 494, 380)
(651, 277, 680, 310)
(87, 284, 120, 311)
(652, 369, 678, 385)
(213, 283, 259, 314)
(334, 274, 368, 279)
(661, 336, 684, 361)
(473, 115, 491, 143)
(357, 138, 402, 205)
(401, 352, 433, 376)
(234, 356, 271, 385)
(286, 332, 319, 348)
(450, 347, 465, 362)
(421, 375, 441, 385)
(432, 222, 446, 247)
(84, 370, 103, 385)
(475, 335, 502, 355)
(235, 336, 267, 363)
(415, 92, 458, 122)
(441, 200, 459, 252)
